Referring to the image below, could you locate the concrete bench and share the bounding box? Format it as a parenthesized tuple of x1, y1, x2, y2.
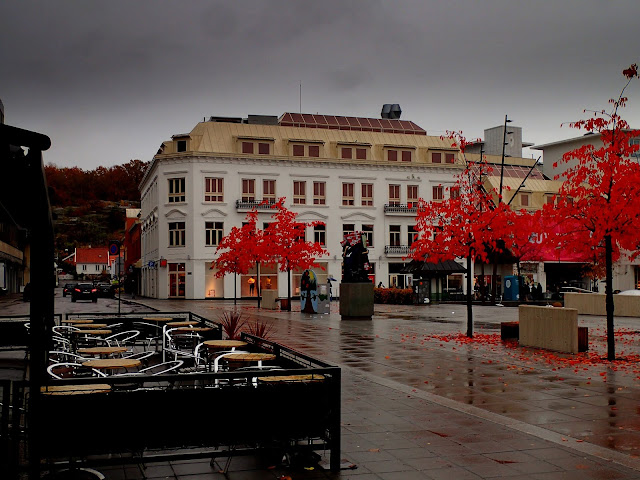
(518, 305, 583, 354)
(501, 319, 588, 352)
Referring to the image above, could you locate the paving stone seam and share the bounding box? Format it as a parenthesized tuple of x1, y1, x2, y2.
(341, 364, 640, 473)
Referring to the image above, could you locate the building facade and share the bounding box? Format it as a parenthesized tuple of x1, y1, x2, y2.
(139, 112, 472, 300)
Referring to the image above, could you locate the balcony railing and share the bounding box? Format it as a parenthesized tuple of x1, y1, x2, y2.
(384, 203, 418, 214)
(384, 245, 411, 255)
(235, 199, 277, 210)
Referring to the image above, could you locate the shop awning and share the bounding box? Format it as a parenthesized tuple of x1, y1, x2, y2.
(400, 259, 467, 276)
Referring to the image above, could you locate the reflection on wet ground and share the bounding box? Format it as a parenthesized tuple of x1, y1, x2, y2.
(262, 304, 640, 459)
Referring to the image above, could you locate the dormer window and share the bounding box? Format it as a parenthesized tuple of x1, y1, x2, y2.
(238, 136, 274, 155)
(176, 140, 187, 152)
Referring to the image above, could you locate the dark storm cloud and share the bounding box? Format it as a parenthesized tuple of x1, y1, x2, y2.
(1, 0, 639, 168)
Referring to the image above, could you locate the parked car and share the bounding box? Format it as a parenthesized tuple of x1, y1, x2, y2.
(62, 283, 75, 297)
(71, 283, 98, 302)
(617, 289, 640, 296)
(96, 282, 115, 298)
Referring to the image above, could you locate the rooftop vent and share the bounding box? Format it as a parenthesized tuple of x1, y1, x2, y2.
(381, 104, 402, 120)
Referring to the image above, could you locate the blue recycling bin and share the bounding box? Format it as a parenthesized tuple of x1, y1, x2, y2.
(503, 275, 520, 301)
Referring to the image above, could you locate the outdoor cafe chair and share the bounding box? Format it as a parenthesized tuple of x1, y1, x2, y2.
(132, 321, 163, 349)
(52, 325, 80, 337)
(47, 362, 107, 379)
(48, 351, 88, 364)
(122, 350, 157, 367)
(163, 327, 202, 363)
(103, 330, 140, 349)
(137, 360, 184, 376)
(52, 336, 72, 352)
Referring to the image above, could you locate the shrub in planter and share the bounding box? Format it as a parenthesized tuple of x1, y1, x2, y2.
(374, 287, 413, 304)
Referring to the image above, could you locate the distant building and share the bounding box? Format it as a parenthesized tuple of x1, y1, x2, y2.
(68, 247, 112, 279)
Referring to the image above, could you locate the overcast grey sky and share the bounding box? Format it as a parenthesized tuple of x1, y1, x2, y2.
(2, 0, 639, 169)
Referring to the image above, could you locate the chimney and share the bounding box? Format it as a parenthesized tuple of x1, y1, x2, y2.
(381, 104, 402, 119)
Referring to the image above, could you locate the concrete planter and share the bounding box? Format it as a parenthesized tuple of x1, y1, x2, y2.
(339, 283, 374, 320)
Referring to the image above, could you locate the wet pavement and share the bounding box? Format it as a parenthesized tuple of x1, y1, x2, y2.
(3, 291, 640, 479)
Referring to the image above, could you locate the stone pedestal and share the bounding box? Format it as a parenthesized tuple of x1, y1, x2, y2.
(261, 289, 278, 310)
(339, 282, 374, 320)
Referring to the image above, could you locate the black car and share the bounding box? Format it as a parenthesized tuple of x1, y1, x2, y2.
(96, 282, 115, 298)
(62, 283, 75, 297)
(71, 283, 98, 302)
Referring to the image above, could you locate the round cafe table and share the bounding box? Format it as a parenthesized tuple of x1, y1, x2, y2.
(175, 327, 213, 333)
(143, 317, 174, 323)
(78, 346, 128, 357)
(203, 340, 247, 351)
(82, 358, 141, 374)
(258, 374, 325, 384)
(75, 323, 108, 329)
(167, 321, 199, 328)
(221, 353, 276, 370)
(61, 319, 94, 324)
(73, 329, 112, 336)
(41, 384, 112, 395)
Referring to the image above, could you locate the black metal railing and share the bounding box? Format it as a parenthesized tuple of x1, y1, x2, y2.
(384, 203, 417, 214)
(384, 245, 411, 255)
(235, 199, 277, 210)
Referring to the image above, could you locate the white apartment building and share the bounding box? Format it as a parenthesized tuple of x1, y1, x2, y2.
(139, 112, 475, 300)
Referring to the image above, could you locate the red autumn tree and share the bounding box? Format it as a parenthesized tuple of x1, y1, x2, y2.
(410, 133, 512, 337)
(212, 208, 268, 306)
(263, 198, 329, 310)
(548, 64, 640, 360)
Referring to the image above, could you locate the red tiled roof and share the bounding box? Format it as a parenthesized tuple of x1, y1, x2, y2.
(279, 113, 427, 135)
(75, 247, 110, 264)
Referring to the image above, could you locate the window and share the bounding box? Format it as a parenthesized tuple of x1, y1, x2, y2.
(258, 143, 270, 155)
(407, 185, 418, 207)
(389, 184, 400, 206)
(545, 194, 555, 205)
(263, 180, 276, 203)
(205, 221, 223, 246)
(361, 183, 373, 206)
(520, 193, 530, 207)
(402, 150, 411, 162)
(242, 142, 254, 154)
(294, 223, 306, 242)
(431, 152, 442, 163)
(82, 265, 87, 271)
(314, 224, 326, 246)
(408, 225, 418, 246)
(450, 186, 460, 199)
(341, 147, 353, 159)
(433, 185, 444, 201)
(313, 181, 326, 205)
(356, 148, 367, 160)
(342, 183, 355, 206)
(309, 145, 320, 157)
(242, 179, 255, 202)
(293, 144, 304, 156)
(387, 150, 398, 162)
(95, 265, 101, 272)
(293, 181, 306, 205)
(176, 140, 187, 152)
(168, 178, 185, 203)
(169, 222, 185, 247)
(205, 177, 223, 202)
(362, 224, 374, 247)
(389, 225, 401, 246)
(445, 153, 455, 164)
(343, 224, 355, 239)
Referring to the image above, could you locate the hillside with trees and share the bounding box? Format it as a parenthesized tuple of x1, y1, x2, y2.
(45, 159, 149, 257)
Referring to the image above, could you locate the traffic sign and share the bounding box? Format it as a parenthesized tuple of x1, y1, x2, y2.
(109, 240, 120, 256)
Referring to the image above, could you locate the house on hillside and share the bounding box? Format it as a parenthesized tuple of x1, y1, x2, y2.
(67, 247, 112, 280)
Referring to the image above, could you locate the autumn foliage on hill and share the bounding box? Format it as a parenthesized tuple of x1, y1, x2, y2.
(45, 159, 149, 206)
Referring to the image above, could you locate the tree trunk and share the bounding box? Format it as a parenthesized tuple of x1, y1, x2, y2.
(287, 262, 292, 311)
(516, 260, 522, 303)
(257, 261, 261, 309)
(605, 234, 615, 360)
(466, 255, 473, 338)
(234, 272, 237, 306)
(480, 262, 486, 305)
(491, 259, 498, 305)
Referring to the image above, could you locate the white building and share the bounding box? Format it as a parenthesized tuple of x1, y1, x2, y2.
(139, 111, 473, 300)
